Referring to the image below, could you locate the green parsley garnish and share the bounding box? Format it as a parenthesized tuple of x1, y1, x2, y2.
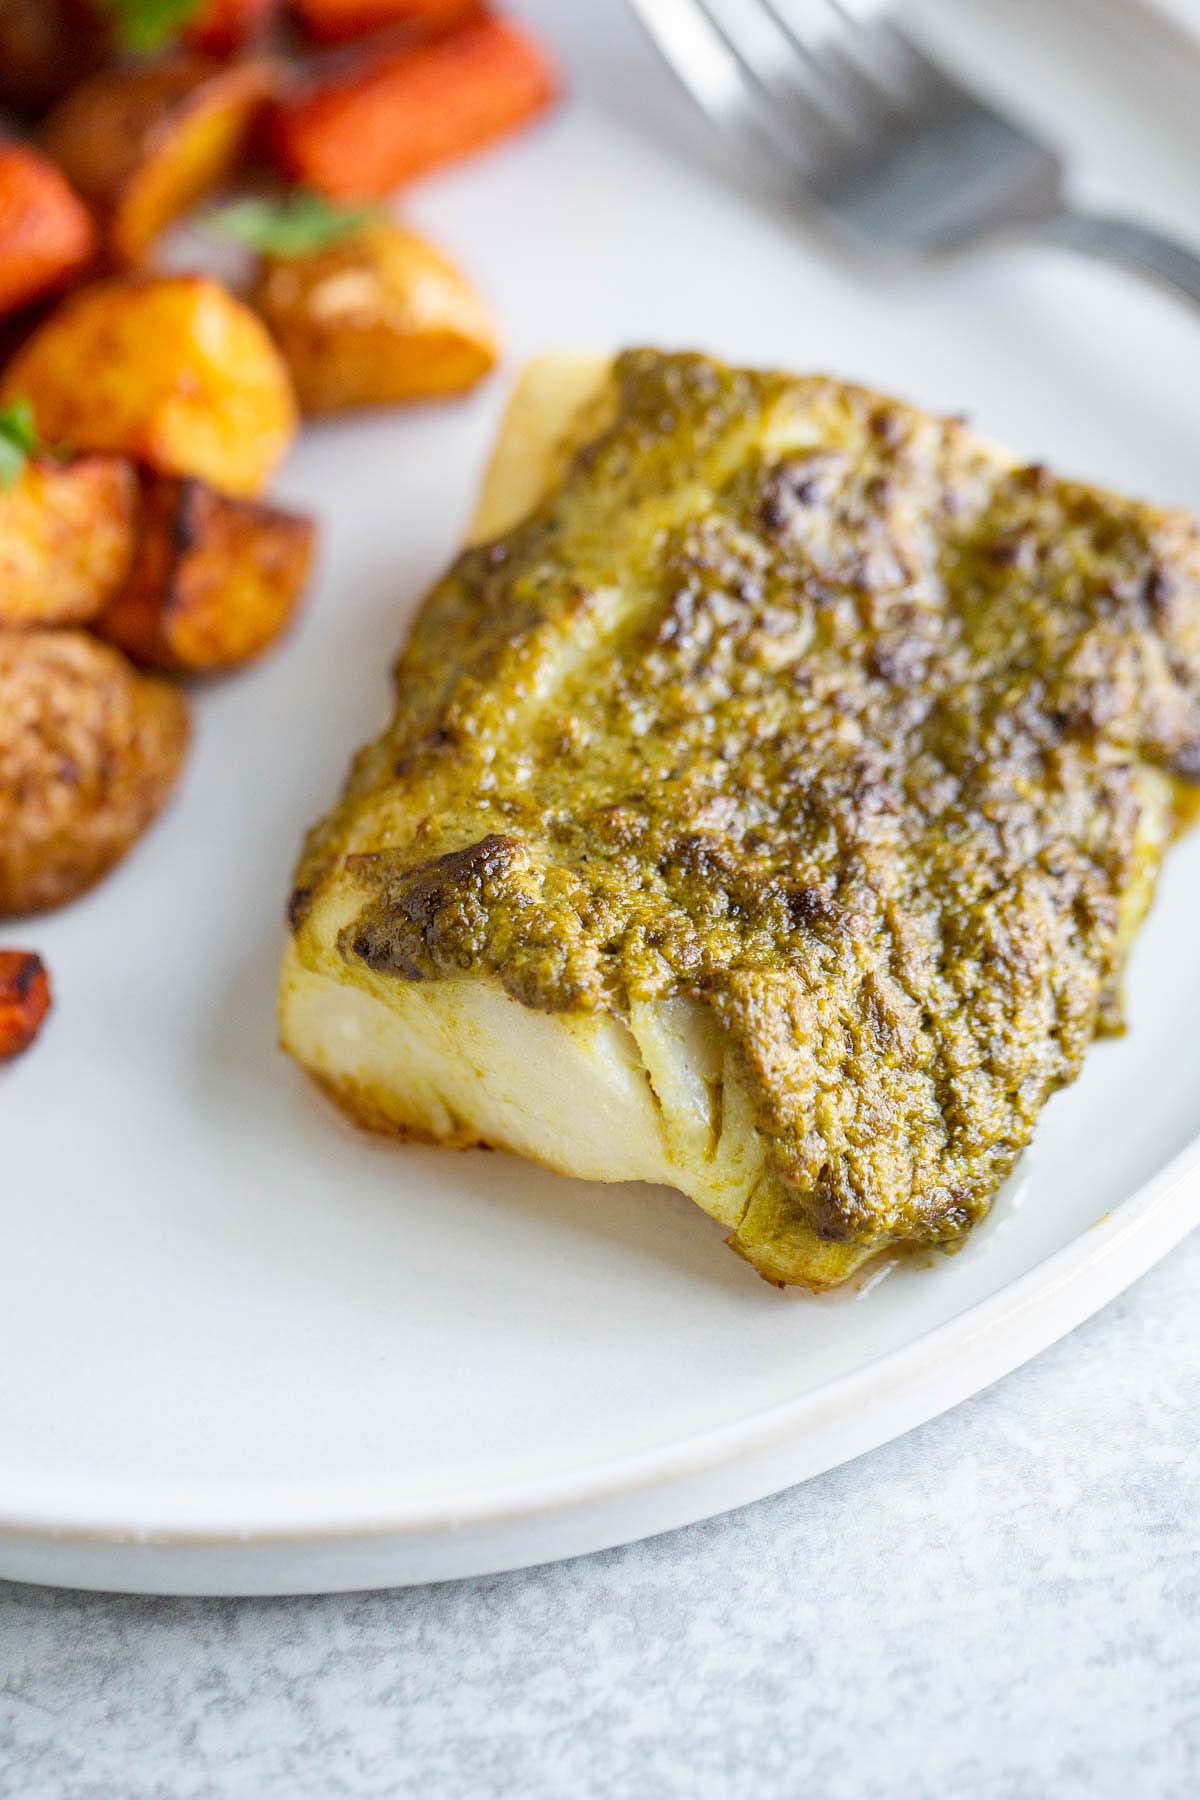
(100, 0, 202, 55)
(0, 401, 41, 491)
(206, 193, 378, 258)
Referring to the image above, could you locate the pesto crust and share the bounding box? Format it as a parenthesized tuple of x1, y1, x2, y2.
(288, 350, 1200, 1276)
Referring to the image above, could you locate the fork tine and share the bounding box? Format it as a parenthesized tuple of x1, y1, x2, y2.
(626, 0, 847, 180)
(758, 0, 907, 128)
(796, 0, 964, 111)
(698, 0, 882, 150)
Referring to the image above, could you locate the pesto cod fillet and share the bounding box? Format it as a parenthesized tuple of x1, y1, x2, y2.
(281, 350, 1200, 1288)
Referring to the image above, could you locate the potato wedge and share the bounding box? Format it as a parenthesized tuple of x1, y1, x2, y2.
(0, 145, 96, 320)
(95, 473, 316, 671)
(0, 454, 137, 629)
(43, 57, 274, 268)
(0, 949, 51, 1059)
(1, 275, 298, 496)
(253, 219, 498, 414)
(0, 630, 189, 915)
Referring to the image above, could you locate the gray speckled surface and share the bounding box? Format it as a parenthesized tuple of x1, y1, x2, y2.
(3, 1231, 1198, 1800)
(4, 6, 1200, 1792)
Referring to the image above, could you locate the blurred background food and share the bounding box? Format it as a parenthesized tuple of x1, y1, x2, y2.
(0, 0, 557, 1053)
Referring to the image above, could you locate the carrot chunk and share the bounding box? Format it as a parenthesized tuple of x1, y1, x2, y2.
(186, 0, 280, 55)
(0, 950, 51, 1060)
(0, 146, 95, 321)
(290, 0, 477, 47)
(268, 13, 558, 198)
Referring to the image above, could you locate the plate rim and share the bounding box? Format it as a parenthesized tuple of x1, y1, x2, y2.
(4, 1127, 1197, 1554)
(5, 0, 1200, 1593)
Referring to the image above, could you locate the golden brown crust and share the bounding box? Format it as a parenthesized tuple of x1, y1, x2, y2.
(94, 472, 316, 672)
(253, 220, 499, 416)
(302, 1063, 488, 1149)
(0, 274, 298, 497)
(43, 57, 275, 267)
(0, 630, 189, 915)
(0, 454, 138, 628)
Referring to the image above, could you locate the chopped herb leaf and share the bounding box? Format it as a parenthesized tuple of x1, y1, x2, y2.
(100, 0, 202, 55)
(0, 400, 41, 491)
(207, 192, 378, 257)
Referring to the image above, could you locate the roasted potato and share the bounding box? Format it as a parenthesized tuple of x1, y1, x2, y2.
(1, 275, 299, 496)
(0, 949, 51, 1059)
(43, 57, 275, 268)
(0, 453, 138, 629)
(0, 630, 189, 916)
(0, 0, 106, 115)
(95, 472, 316, 671)
(253, 219, 498, 414)
(0, 145, 96, 320)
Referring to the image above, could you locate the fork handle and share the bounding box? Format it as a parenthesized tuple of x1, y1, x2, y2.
(1040, 208, 1200, 310)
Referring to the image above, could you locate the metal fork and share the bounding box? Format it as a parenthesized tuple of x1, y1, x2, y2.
(625, 0, 1200, 307)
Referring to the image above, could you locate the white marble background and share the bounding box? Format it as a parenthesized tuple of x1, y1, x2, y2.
(3, 1230, 1197, 1799)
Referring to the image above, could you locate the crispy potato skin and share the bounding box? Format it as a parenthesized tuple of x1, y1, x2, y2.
(0, 145, 96, 320)
(0, 630, 189, 916)
(0, 454, 138, 629)
(1, 275, 298, 496)
(43, 57, 275, 268)
(0, 949, 51, 1059)
(95, 473, 316, 671)
(254, 221, 498, 414)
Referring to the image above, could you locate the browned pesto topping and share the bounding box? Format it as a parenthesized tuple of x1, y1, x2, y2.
(314, 350, 1200, 1250)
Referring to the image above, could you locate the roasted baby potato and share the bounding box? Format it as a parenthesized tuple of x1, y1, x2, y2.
(0, 949, 51, 1060)
(0, 453, 138, 628)
(0, 630, 189, 916)
(43, 57, 274, 268)
(253, 219, 498, 414)
(95, 473, 316, 671)
(0, 0, 106, 115)
(1, 275, 298, 496)
(0, 145, 96, 320)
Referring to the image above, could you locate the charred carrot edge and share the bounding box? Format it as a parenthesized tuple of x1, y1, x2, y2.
(0, 950, 51, 1060)
(268, 13, 559, 199)
(289, 0, 479, 47)
(186, 0, 280, 56)
(0, 146, 95, 320)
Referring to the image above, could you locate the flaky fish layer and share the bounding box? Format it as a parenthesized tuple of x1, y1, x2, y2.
(282, 350, 1200, 1286)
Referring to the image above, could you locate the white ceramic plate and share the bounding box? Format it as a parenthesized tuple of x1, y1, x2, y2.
(5, 0, 1200, 1596)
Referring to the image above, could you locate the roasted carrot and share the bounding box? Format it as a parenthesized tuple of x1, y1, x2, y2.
(268, 13, 558, 198)
(0, 950, 51, 1060)
(289, 0, 477, 46)
(0, 145, 96, 320)
(186, 0, 280, 55)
